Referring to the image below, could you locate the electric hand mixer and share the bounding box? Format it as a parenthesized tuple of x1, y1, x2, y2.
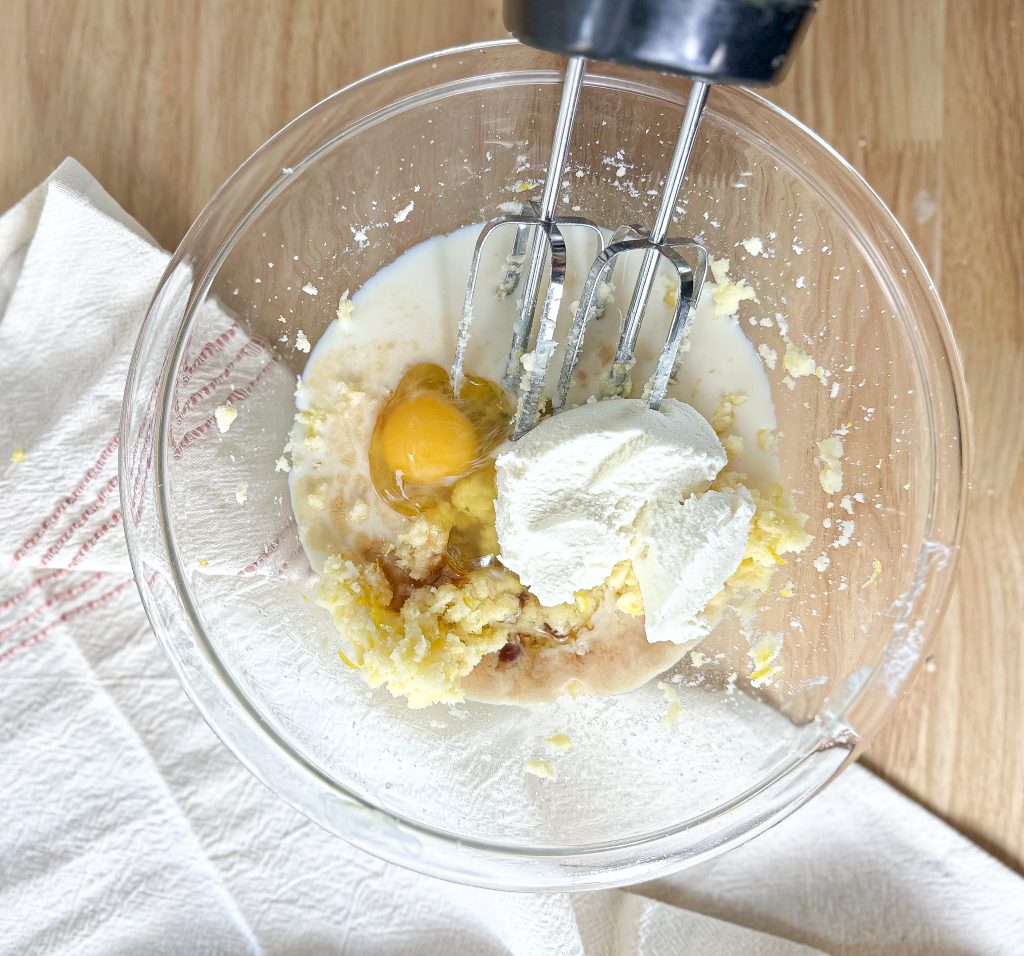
(452, 0, 816, 438)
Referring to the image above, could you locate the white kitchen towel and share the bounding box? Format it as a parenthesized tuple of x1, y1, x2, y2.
(0, 159, 1020, 956)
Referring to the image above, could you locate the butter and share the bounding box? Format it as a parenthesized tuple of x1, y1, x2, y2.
(336, 290, 353, 325)
(544, 733, 574, 750)
(817, 436, 844, 494)
(748, 632, 784, 686)
(717, 480, 812, 593)
(658, 681, 682, 728)
(757, 343, 778, 370)
(709, 258, 756, 317)
(710, 392, 748, 435)
(524, 757, 556, 779)
(214, 404, 237, 433)
(394, 513, 451, 580)
(316, 557, 515, 709)
(782, 342, 816, 378)
(862, 558, 883, 589)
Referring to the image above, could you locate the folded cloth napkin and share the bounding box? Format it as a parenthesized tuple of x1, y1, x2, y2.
(0, 160, 1021, 956)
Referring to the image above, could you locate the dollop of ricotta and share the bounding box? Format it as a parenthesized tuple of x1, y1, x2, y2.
(495, 398, 754, 644)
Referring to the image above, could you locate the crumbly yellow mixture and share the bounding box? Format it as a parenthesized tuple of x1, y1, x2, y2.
(723, 481, 813, 593)
(710, 393, 813, 595)
(710, 391, 747, 433)
(389, 468, 501, 580)
(317, 464, 644, 708)
(817, 436, 844, 494)
(708, 258, 757, 317)
(662, 259, 756, 321)
(524, 757, 556, 779)
(394, 516, 451, 580)
(316, 386, 812, 708)
(317, 553, 642, 708)
(862, 558, 883, 589)
(782, 342, 818, 379)
(544, 733, 574, 750)
(318, 464, 808, 707)
(747, 632, 784, 686)
(214, 404, 238, 433)
(658, 681, 683, 728)
(319, 557, 515, 708)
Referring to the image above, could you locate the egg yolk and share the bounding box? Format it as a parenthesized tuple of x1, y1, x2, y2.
(369, 362, 512, 532)
(379, 393, 476, 484)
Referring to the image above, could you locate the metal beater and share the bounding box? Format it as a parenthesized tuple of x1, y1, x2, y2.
(452, 0, 816, 438)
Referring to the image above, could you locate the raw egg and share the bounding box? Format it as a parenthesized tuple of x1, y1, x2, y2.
(378, 392, 476, 484)
(369, 362, 511, 514)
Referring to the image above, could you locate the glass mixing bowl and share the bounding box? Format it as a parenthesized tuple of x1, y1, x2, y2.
(121, 40, 969, 890)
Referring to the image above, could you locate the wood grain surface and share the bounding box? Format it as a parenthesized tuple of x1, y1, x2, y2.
(2, 0, 1022, 871)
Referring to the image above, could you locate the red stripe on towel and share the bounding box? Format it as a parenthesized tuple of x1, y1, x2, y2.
(15, 433, 119, 561)
(0, 579, 135, 665)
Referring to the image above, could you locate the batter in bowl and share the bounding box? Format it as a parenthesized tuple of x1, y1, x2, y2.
(287, 223, 810, 708)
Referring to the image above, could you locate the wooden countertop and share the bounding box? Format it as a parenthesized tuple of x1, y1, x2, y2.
(2, 0, 1021, 871)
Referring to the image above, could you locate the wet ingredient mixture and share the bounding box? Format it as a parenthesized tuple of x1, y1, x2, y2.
(287, 224, 811, 708)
